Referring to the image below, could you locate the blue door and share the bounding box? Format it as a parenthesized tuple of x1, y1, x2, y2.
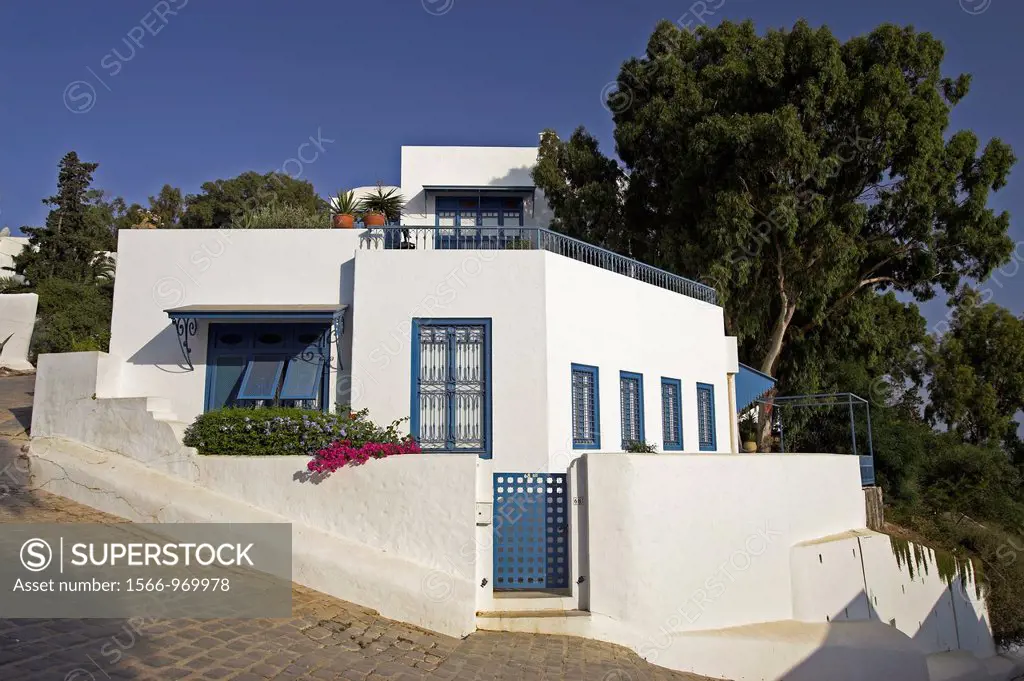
(492, 473, 569, 590)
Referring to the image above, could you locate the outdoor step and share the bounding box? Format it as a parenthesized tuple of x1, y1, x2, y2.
(162, 421, 189, 442)
(144, 397, 173, 413)
(476, 609, 589, 619)
(148, 410, 180, 423)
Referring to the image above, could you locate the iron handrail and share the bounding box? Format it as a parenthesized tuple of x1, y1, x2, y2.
(358, 226, 719, 306)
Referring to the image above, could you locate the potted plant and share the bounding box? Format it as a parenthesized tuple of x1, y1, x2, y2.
(739, 414, 758, 453)
(358, 184, 405, 228)
(331, 190, 360, 229)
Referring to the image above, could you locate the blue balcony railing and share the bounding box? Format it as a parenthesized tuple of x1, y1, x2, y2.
(358, 226, 719, 306)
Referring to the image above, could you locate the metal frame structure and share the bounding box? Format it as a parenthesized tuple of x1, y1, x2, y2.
(755, 392, 876, 486)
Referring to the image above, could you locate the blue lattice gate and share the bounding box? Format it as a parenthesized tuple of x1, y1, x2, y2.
(492, 473, 569, 590)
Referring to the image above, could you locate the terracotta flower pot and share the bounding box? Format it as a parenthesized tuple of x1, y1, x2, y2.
(743, 441, 758, 453)
(363, 212, 387, 227)
(333, 214, 355, 229)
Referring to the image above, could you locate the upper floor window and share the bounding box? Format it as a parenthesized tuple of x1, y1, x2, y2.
(571, 364, 600, 449)
(436, 197, 524, 228)
(620, 371, 644, 449)
(697, 382, 716, 451)
(661, 377, 683, 451)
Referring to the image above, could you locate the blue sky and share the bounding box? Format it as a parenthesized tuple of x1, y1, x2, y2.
(1, 0, 1021, 320)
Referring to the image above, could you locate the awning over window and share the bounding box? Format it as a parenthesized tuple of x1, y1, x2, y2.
(164, 304, 347, 371)
(422, 185, 535, 195)
(165, 304, 345, 322)
(735, 363, 777, 413)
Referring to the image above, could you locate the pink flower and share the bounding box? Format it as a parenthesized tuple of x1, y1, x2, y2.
(307, 438, 421, 474)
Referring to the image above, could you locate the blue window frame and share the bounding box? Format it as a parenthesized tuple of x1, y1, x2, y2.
(435, 197, 525, 249)
(697, 382, 717, 451)
(411, 319, 492, 457)
(571, 364, 600, 449)
(661, 377, 683, 451)
(204, 323, 330, 412)
(620, 371, 644, 449)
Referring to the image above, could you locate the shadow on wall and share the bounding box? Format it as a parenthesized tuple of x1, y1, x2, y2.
(773, 587, 994, 681)
(488, 166, 554, 227)
(336, 259, 356, 408)
(127, 323, 193, 375)
(402, 164, 554, 227)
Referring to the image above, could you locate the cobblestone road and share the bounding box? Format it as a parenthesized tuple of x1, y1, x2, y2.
(0, 375, 715, 681)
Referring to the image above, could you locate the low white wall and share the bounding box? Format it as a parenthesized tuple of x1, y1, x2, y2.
(30, 351, 479, 636)
(791, 531, 994, 659)
(859, 532, 995, 659)
(0, 292, 38, 370)
(194, 455, 478, 577)
(584, 453, 866, 639)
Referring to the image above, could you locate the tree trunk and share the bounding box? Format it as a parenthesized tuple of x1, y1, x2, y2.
(755, 298, 796, 452)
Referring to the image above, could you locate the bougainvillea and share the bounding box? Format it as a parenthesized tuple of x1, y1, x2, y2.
(307, 438, 421, 473)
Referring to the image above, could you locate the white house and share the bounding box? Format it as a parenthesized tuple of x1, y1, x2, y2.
(110, 145, 739, 473)
(26, 145, 1013, 681)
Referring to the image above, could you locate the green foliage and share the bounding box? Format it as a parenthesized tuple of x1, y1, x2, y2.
(229, 203, 332, 229)
(918, 435, 1024, 527)
(926, 289, 1024, 451)
(503, 236, 533, 250)
(181, 171, 326, 229)
(13, 152, 117, 284)
(534, 20, 1015, 398)
(148, 184, 184, 227)
(331, 189, 360, 216)
(0, 277, 26, 294)
(182, 406, 409, 456)
(738, 414, 758, 443)
(358, 184, 405, 222)
(31, 278, 112, 357)
(624, 440, 658, 453)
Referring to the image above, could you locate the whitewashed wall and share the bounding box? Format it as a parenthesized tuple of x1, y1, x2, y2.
(0, 292, 37, 370)
(109, 229, 365, 423)
(351, 249, 733, 474)
(350, 249, 551, 473)
(399, 146, 553, 227)
(584, 453, 866, 640)
(544, 253, 734, 471)
(792, 530, 994, 658)
(31, 351, 480, 637)
(0, 235, 29, 282)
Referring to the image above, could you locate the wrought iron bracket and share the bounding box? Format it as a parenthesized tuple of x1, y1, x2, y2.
(172, 317, 199, 371)
(331, 308, 346, 371)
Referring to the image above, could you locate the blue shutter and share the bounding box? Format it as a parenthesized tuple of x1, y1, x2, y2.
(279, 352, 326, 400)
(208, 356, 245, 410)
(237, 356, 286, 400)
(620, 372, 645, 449)
(697, 383, 717, 451)
(661, 378, 683, 451)
(571, 364, 600, 449)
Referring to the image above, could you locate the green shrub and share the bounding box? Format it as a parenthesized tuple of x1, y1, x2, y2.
(229, 203, 332, 229)
(624, 440, 658, 453)
(31, 278, 112, 358)
(182, 406, 408, 456)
